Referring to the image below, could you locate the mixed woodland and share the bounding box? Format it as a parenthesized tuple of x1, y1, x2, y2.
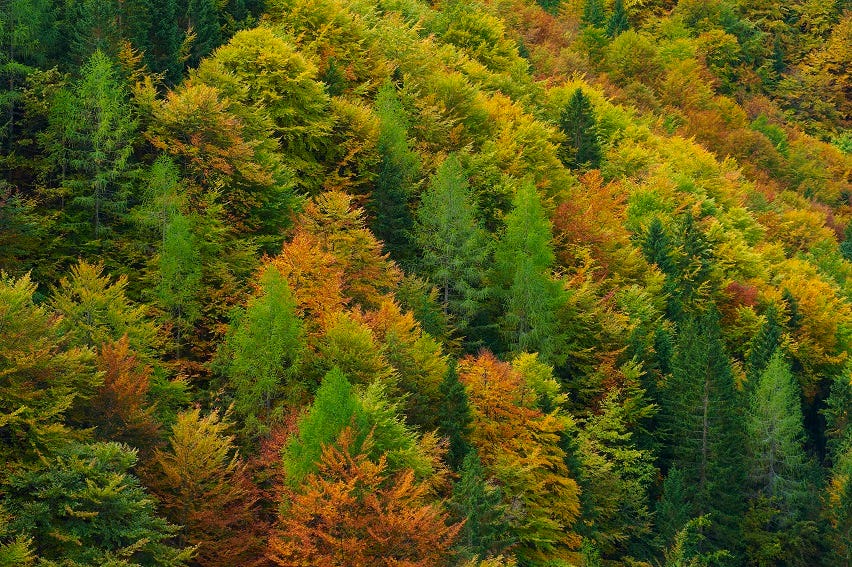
(0, 0, 851, 564)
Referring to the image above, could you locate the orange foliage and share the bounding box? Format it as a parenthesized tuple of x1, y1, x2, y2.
(89, 336, 160, 449)
(267, 427, 460, 566)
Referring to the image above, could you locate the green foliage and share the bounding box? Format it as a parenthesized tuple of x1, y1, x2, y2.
(606, 0, 629, 38)
(222, 265, 304, 436)
(3, 442, 190, 566)
(156, 213, 202, 355)
(415, 154, 490, 335)
(438, 364, 472, 471)
(493, 180, 564, 361)
(582, 0, 606, 28)
(185, 0, 222, 67)
(558, 88, 602, 170)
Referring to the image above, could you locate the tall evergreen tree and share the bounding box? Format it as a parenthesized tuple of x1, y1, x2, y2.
(147, 0, 183, 83)
(642, 217, 675, 276)
(414, 154, 490, 333)
(557, 88, 602, 170)
(746, 306, 783, 385)
(156, 213, 202, 358)
(663, 310, 748, 555)
(184, 0, 221, 68)
(369, 83, 419, 265)
(582, 0, 606, 28)
(437, 363, 472, 471)
(493, 180, 565, 361)
(607, 0, 629, 37)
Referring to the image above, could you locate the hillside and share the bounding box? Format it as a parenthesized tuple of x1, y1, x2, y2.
(0, 0, 851, 565)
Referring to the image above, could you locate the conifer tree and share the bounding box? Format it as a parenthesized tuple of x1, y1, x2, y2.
(156, 213, 202, 357)
(745, 306, 783, 384)
(3, 442, 190, 565)
(662, 310, 748, 554)
(607, 0, 629, 38)
(493, 181, 564, 361)
(147, 0, 183, 83)
(642, 217, 675, 276)
(185, 0, 222, 68)
(222, 265, 304, 437)
(558, 88, 602, 170)
(369, 84, 419, 265)
(449, 450, 513, 561)
(415, 154, 490, 332)
(582, 0, 606, 28)
(438, 364, 473, 471)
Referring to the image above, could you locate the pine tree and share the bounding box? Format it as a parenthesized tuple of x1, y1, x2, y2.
(222, 265, 304, 437)
(607, 0, 629, 38)
(662, 310, 748, 555)
(642, 217, 675, 276)
(438, 364, 473, 471)
(414, 154, 490, 332)
(558, 88, 602, 170)
(493, 181, 565, 361)
(369, 84, 419, 265)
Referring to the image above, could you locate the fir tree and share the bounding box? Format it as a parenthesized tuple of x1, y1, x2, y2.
(438, 364, 472, 471)
(557, 88, 602, 170)
(642, 217, 675, 276)
(582, 0, 606, 28)
(185, 0, 221, 68)
(663, 310, 748, 554)
(369, 83, 419, 266)
(607, 0, 629, 38)
(414, 154, 490, 333)
(493, 180, 565, 361)
(745, 306, 783, 385)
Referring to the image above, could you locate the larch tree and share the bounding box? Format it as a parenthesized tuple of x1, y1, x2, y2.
(221, 264, 305, 437)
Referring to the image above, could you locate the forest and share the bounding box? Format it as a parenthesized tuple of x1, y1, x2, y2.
(0, 0, 850, 565)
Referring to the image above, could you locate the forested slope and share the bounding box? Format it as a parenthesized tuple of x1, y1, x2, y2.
(0, 0, 850, 565)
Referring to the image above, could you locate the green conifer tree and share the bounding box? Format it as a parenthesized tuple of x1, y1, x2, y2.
(745, 306, 783, 385)
(185, 0, 221, 68)
(493, 180, 565, 361)
(582, 0, 606, 28)
(558, 88, 602, 170)
(607, 0, 629, 38)
(156, 213, 202, 357)
(438, 364, 472, 471)
(415, 154, 490, 332)
(370, 84, 419, 265)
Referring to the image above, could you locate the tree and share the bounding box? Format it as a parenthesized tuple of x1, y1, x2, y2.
(744, 354, 820, 566)
(662, 310, 748, 555)
(460, 352, 582, 565)
(268, 427, 461, 566)
(449, 450, 513, 561)
(745, 306, 783, 384)
(582, 0, 606, 28)
(369, 83, 420, 265)
(185, 0, 221, 68)
(221, 264, 304, 437)
(415, 154, 490, 333)
(50, 260, 158, 357)
(642, 217, 675, 276)
(42, 50, 137, 249)
(156, 212, 203, 357)
(557, 88, 602, 170)
(84, 336, 161, 450)
(438, 364, 473, 471)
(825, 441, 852, 566)
(607, 0, 629, 38)
(493, 181, 565, 361)
(0, 273, 96, 474)
(3, 442, 190, 565)
(146, 409, 264, 566)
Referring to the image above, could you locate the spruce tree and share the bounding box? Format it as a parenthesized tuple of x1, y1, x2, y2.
(582, 0, 606, 28)
(557, 88, 602, 170)
(185, 0, 221, 68)
(745, 306, 783, 384)
(449, 450, 513, 561)
(369, 84, 419, 266)
(414, 154, 490, 333)
(493, 180, 565, 361)
(663, 309, 748, 555)
(437, 364, 472, 471)
(642, 217, 675, 276)
(607, 0, 629, 38)
(148, 0, 183, 83)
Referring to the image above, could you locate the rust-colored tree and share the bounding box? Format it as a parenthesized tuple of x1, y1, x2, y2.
(145, 409, 265, 566)
(267, 427, 460, 567)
